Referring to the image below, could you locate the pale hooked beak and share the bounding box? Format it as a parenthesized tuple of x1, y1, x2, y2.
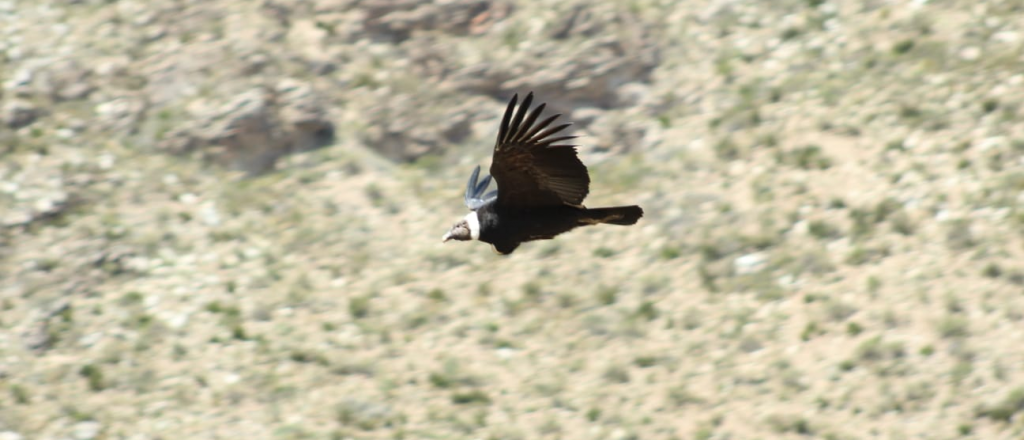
(441, 231, 452, 242)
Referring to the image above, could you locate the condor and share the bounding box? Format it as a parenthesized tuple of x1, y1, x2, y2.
(442, 93, 643, 254)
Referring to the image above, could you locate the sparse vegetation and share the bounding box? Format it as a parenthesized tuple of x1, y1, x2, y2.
(775, 145, 832, 169)
(855, 336, 906, 363)
(635, 301, 659, 321)
(937, 315, 970, 339)
(79, 364, 105, 392)
(335, 398, 395, 430)
(2, 0, 1023, 438)
(975, 388, 1024, 422)
(765, 414, 814, 435)
(596, 285, 618, 305)
(349, 295, 372, 319)
(451, 390, 491, 405)
(603, 365, 631, 384)
(667, 385, 705, 407)
(10, 384, 31, 404)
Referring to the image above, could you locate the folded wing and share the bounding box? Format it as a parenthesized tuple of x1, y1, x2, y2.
(464, 165, 498, 210)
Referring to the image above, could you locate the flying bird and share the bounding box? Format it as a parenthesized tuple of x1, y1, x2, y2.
(442, 92, 643, 254)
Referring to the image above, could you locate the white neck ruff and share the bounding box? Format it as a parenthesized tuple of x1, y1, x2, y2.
(465, 212, 481, 240)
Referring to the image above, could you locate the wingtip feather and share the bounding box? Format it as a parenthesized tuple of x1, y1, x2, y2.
(508, 92, 534, 142)
(498, 94, 519, 145)
(465, 165, 481, 199)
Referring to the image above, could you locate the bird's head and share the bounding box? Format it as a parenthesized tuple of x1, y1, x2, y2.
(442, 212, 480, 243)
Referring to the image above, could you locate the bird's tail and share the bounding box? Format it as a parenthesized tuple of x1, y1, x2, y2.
(581, 205, 644, 226)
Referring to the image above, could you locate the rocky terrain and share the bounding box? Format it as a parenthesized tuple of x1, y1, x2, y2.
(2, 0, 1024, 439)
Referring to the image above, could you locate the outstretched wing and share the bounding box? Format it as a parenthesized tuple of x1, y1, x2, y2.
(464, 165, 498, 210)
(489, 92, 590, 209)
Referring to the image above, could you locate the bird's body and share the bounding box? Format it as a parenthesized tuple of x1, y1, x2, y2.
(443, 92, 643, 254)
(473, 203, 642, 254)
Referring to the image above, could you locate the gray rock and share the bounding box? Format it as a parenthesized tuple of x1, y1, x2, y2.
(45, 59, 94, 101)
(357, 93, 476, 162)
(94, 95, 147, 133)
(276, 78, 335, 154)
(2, 99, 40, 128)
(72, 421, 101, 440)
(201, 88, 287, 173)
(448, 36, 658, 110)
(734, 252, 768, 275)
(22, 300, 71, 352)
(4, 66, 35, 97)
(159, 82, 334, 174)
(361, 0, 503, 43)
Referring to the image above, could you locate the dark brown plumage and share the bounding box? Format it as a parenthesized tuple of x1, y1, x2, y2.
(442, 92, 643, 254)
(490, 93, 590, 208)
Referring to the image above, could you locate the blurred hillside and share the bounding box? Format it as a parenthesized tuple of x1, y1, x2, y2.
(2, 0, 1024, 439)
